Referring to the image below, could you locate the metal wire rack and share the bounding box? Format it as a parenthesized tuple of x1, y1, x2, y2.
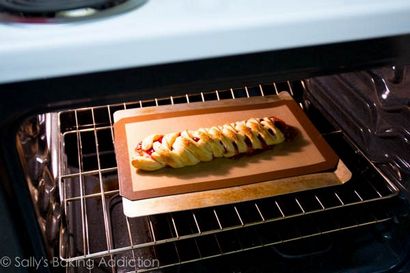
(57, 81, 399, 272)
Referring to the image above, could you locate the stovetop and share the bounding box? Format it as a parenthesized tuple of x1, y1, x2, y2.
(0, 0, 410, 85)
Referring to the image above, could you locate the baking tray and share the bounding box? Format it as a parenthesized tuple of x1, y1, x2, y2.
(114, 92, 351, 217)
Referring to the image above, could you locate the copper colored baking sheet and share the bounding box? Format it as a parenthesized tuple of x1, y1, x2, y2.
(114, 92, 342, 204)
(122, 160, 351, 217)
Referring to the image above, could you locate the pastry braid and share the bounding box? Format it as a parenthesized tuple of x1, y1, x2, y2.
(132, 117, 290, 171)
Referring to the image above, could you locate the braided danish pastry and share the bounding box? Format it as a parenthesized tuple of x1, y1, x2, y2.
(132, 116, 292, 171)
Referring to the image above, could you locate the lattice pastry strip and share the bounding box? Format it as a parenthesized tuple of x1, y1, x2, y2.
(132, 117, 289, 171)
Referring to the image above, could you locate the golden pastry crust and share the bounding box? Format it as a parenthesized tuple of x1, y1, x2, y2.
(132, 116, 290, 171)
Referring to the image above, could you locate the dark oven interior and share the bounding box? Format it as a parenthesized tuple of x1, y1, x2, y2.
(13, 65, 410, 272)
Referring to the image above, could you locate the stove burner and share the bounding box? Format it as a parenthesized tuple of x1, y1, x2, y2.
(0, 0, 147, 22)
(0, 0, 118, 13)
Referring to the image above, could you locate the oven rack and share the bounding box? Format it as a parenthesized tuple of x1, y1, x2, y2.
(134, 207, 394, 273)
(56, 81, 399, 270)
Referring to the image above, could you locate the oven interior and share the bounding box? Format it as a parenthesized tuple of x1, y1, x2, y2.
(15, 65, 410, 272)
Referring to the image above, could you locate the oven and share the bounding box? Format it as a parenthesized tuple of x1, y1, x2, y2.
(1, 1, 410, 272)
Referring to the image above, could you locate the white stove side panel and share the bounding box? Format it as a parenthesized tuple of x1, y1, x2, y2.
(0, 0, 410, 84)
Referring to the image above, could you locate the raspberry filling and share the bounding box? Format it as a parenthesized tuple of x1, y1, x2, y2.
(136, 142, 142, 151)
(136, 136, 163, 156)
(257, 135, 268, 149)
(244, 137, 252, 148)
